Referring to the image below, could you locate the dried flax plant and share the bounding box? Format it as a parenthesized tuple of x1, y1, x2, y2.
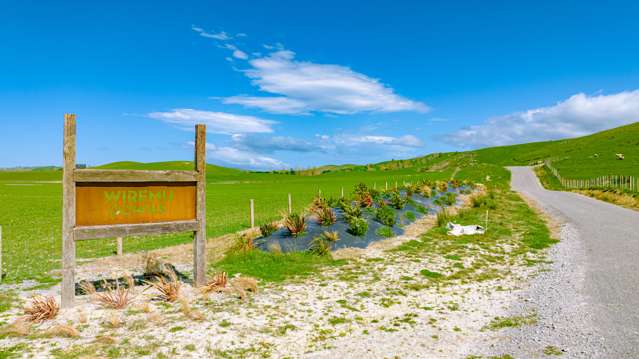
(145, 269, 181, 302)
(24, 295, 59, 323)
(80, 274, 136, 309)
(200, 272, 228, 294)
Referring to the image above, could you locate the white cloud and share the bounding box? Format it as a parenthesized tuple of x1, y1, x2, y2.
(447, 90, 639, 148)
(231, 134, 317, 153)
(226, 49, 429, 115)
(191, 25, 232, 41)
(334, 135, 423, 147)
(204, 142, 287, 170)
(148, 109, 275, 134)
(223, 96, 309, 114)
(232, 49, 248, 60)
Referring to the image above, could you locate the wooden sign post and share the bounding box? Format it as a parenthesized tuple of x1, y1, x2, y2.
(61, 114, 207, 307)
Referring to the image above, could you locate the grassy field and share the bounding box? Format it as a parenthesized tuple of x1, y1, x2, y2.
(0, 163, 454, 282)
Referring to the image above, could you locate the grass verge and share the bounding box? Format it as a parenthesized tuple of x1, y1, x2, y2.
(212, 250, 345, 283)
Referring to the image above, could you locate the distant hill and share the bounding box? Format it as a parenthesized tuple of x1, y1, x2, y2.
(308, 122, 639, 179)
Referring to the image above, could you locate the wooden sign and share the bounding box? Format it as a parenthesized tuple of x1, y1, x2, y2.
(76, 183, 196, 226)
(61, 114, 207, 307)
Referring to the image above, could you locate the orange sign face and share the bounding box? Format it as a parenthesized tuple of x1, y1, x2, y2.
(76, 182, 196, 226)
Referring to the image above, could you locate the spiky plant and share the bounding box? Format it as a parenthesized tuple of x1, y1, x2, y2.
(284, 212, 306, 236)
(320, 230, 340, 242)
(145, 270, 181, 302)
(310, 195, 327, 214)
(259, 222, 278, 237)
(308, 236, 331, 256)
(23, 296, 59, 323)
(317, 206, 337, 225)
(233, 233, 254, 253)
(358, 192, 374, 208)
(81, 275, 136, 309)
(201, 272, 228, 294)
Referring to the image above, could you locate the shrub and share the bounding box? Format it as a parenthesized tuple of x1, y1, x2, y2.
(347, 217, 368, 236)
(376, 226, 394, 238)
(342, 203, 362, 221)
(320, 230, 340, 242)
(436, 208, 452, 227)
(390, 191, 407, 209)
(436, 181, 449, 192)
(375, 205, 396, 226)
(471, 192, 497, 209)
(24, 296, 59, 323)
(450, 179, 461, 188)
(284, 213, 306, 236)
(405, 211, 416, 221)
(358, 192, 374, 207)
(308, 236, 331, 256)
(259, 222, 278, 237)
(416, 204, 427, 214)
(201, 272, 228, 294)
(317, 206, 337, 225)
(232, 233, 254, 253)
(419, 185, 432, 198)
(310, 195, 327, 214)
(435, 192, 457, 206)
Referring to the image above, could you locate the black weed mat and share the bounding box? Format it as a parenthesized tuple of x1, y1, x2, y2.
(74, 263, 191, 296)
(255, 187, 468, 253)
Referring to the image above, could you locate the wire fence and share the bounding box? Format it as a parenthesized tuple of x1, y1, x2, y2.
(544, 160, 638, 192)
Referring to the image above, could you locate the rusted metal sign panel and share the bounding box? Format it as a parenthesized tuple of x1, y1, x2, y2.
(76, 182, 196, 226)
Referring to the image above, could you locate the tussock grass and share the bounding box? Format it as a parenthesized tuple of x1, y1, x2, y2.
(24, 295, 59, 323)
(80, 275, 135, 309)
(145, 270, 181, 302)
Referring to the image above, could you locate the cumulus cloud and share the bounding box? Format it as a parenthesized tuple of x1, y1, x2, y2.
(187, 141, 287, 170)
(446, 90, 639, 148)
(226, 50, 429, 115)
(333, 135, 423, 147)
(148, 109, 275, 134)
(205, 143, 287, 170)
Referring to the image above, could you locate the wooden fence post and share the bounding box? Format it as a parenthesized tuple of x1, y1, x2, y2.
(0, 225, 2, 282)
(250, 199, 255, 228)
(61, 114, 77, 308)
(288, 193, 292, 214)
(116, 237, 123, 256)
(193, 124, 207, 287)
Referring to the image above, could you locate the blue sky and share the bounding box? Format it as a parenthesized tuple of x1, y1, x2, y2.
(1, 1, 639, 169)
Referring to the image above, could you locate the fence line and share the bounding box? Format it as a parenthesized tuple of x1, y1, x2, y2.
(544, 160, 637, 192)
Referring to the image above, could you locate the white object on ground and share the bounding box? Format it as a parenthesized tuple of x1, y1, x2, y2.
(446, 222, 485, 236)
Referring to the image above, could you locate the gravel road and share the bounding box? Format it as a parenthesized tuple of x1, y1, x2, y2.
(506, 166, 639, 358)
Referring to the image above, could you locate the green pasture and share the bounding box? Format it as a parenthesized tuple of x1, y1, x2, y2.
(0, 163, 455, 282)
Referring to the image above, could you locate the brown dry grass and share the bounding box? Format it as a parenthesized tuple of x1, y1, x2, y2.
(0, 319, 31, 337)
(201, 272, 229, 294)
(178, 298, 205, 321)
(103, 312, 124, 328)
(44, 324, 80, 338)
(80, 275, 135, 309)
(24, 295, 59, 323)
(576, 189, 639, 211)
(145, 270, 181, 302)
(231, 277, 258, 294)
